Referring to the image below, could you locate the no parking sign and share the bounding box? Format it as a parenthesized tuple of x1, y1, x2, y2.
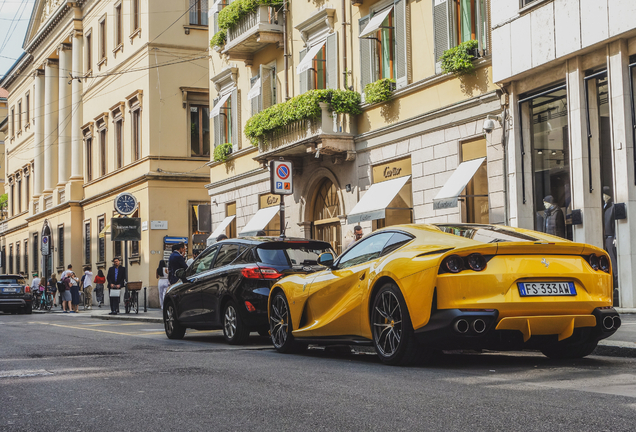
(270, 160, 293, 195)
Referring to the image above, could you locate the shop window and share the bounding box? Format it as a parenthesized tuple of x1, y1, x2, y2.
(523, 86, 572, 241)
(189, 0, 209, 26)
(312, 179, 342, 254)
(58, 225, 65, 269)
(259, 195, 281, 237)
(33, 233, 38, 274)
(359, 0, 408, 90)
(227, 202, 237, 238)
(190, 202, 208, 253)
(433, 0, 487, 73)
(190, 105, 210, 157)
(114, 239, 122, 260)
(461, 138, 489, 224)
(212, 89, 238, 151)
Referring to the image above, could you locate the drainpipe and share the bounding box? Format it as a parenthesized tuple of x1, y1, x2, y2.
(283, 1, 289, 100)
(342, 0, 347, 89)
(501, 105, 509, 226)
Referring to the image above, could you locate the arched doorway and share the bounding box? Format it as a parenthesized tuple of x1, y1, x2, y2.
(312, 178, 342, 254)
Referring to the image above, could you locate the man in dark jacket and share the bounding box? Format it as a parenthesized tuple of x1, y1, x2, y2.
(168, 243, 188, 284)
(107, 257, 127, 315)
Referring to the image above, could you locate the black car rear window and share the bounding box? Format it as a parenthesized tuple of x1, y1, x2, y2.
(0, 277, 25, 285)
(435, 224, 538, 243)
(257, 242, 333, 268)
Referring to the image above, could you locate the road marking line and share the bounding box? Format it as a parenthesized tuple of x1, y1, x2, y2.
(44, 322, 155, 337)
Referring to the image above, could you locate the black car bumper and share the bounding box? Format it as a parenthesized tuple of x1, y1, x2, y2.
(414, 307, 620, 351)
(0, 298, 31, 311)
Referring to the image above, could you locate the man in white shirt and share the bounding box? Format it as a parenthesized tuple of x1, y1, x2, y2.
(31, 274, 41, 291)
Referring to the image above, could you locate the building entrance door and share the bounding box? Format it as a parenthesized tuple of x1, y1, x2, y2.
(311, 178, 342, 254)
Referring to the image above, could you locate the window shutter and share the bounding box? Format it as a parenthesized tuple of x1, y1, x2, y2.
(394, 0, 409, 89)
(201, 0, 209, 26)
(250, 75, 260, 116)
(212, 97, 220, 148)
(260, 65, 273, 110)
(326, 32, 338, 89)
(299, 49, 307, 94)
(359, 16, 373, 94)
(231, 89, 239, 151)
(433, 0, 454, 74)
(189, 0, 197, 25)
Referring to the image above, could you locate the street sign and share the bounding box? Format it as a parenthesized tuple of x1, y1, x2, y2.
(270, 160, 293, 195)
(111, 218, 142, 242)
(41, 236, 51, 256)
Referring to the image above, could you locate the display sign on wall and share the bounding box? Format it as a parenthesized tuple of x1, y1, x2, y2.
(111, 218, 142, 242)
(270, 160, 293, 195)
(163, 236, 188, 262)
(259, 193, 281, 209)
(372, 157, 412, 184)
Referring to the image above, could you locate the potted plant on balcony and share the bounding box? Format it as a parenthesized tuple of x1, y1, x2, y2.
(440, 39, 479, 76)
(210, 29, 227, 49)
(363, 78, 396, 104)
(213, 143, 233, 163)
(211, 0, 285, 49)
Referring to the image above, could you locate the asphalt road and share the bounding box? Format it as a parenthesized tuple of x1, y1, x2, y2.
(2, 313, 636, 432)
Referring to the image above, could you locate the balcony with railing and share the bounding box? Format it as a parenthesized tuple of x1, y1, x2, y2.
(223, 5, 284, 60)
(255, 103, 357, 164)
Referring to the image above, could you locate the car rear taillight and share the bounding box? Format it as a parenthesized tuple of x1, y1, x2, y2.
(25, 286, 31, 293)
(588, 254, 599, 271)
(245, 301, 256, 312)
(467, 253, 487, 271)
(599, 255, 610, 273)
(241, 266, 282, 279)
(442, 255, 464, 273)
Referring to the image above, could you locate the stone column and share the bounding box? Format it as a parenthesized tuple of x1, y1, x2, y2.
(57, 43, 72, 186)
(43, 59, 59, 194)
(608, 39, 636, 308)
(33, 69, 45, 198)
(70, 30, 84, 182)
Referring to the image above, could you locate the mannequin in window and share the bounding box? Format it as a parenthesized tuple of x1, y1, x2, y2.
(542, 195, 565, 238)
(602, 186, 618, 287)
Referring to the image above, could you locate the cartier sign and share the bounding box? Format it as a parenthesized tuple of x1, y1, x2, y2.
(260, 193, 281, 209)
(372, 157, 412, 184)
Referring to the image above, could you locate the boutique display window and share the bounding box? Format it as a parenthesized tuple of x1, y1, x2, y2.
(524, 86, 572, 240)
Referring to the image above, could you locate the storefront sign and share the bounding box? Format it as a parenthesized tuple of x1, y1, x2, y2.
(372, 157, 412, 183)
(260, 193, 281, 209)
(151, 220, 168, 230)
(111, 218, 142, 242)
(270, 160, 293, 195)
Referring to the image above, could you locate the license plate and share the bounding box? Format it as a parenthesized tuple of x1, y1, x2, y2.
(518, 282, 576, 297)
(2, 288, 18, 293)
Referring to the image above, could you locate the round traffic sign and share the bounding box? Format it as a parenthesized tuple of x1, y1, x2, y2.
(277, 165, 290, 180)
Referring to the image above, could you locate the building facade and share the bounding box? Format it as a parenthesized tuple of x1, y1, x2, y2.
(0, 88, 7, 220)
(0, 0, 212, 306)
(207, 0, 502, 255)
(491, 0, 636, 307)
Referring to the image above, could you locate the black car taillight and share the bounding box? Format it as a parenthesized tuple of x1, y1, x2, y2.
(599, 255, 610, 273)
(241, 266, 282, 279)
(442, 255, 464, 273)
(467, 253, 487, 271)
(588, 254, 599, 271)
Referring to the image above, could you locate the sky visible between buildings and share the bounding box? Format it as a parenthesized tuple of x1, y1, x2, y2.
(0, 1, 36, 78)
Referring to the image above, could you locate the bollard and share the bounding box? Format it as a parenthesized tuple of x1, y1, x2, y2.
(144, 287, 147, 312)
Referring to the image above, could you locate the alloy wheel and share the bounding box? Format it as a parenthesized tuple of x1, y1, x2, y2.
(372, 290, 403, 357)
(224, 305, 237, 340)
(270, 294, 289, 349)
(165, 305, 175, 334)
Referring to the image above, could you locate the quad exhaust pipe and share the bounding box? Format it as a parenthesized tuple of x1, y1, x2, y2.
(602, 315, 621, 331)
(454, 318, 488, 335)
(472, 319, 486, 334)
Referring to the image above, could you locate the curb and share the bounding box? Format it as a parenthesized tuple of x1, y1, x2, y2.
(594, 340, 636, 358)
(91, 313, 163, 324)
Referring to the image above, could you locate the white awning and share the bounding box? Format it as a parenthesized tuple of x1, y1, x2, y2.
(207, 215, 236, 246)
(347, 175, 411, 224)
(239, 206, 280, 235)
(247, 78, 261, 100)
(433, 157, 486, 210)
(210, 92, 232, 118)
(296, 41, 326, 75)
(359, 6, 394, 38)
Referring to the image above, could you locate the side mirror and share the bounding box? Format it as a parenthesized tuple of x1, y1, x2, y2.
(317, 252, 335, 268)
(175, 268, 186, 281)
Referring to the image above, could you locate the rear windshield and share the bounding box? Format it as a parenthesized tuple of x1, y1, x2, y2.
(257, 243, 333, 268)
(0, 277, 26, 285)
(436, 224, 538, 243)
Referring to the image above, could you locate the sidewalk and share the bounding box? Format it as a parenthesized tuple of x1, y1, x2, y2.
(90, 307, 163, 323)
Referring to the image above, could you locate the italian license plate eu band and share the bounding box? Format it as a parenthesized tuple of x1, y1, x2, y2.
(518, 282, 576, 297)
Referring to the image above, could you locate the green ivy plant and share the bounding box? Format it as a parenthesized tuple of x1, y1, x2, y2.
(213, 143, 234, 163)
(245, 89, 362, 146)
(210, 29, 227, 48)
(363, 78, 395, 104)
(210, 0, 284, 47)
(440, 39, 479, 76)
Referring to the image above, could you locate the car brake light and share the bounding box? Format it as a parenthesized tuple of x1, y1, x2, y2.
(245, 301, 256, 312)
(241, 266, 282, 279)
(599, 255, 610, 273)
(442, 255, 464, 273)
(467, 253, 487, 271)
(588, 254, 599, 271)
(25, 286, 31, 293)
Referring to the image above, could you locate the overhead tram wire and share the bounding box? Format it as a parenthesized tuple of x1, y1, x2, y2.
(0, 0, 30, 55)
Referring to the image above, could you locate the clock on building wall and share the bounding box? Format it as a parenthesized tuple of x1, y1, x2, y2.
(114, 192, 138, 216)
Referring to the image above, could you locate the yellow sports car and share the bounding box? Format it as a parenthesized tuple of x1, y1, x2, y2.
(268, 224, 620, 365)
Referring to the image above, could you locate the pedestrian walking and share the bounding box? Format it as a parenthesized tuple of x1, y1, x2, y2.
(69, 271, 81, 313)
(107, 258, 126, 315)
(83, 266, 94, 310)
(156, 260, 169, 310)
(48, 274, 58, 308)
(94, 270, 106, 307)
(60, 270, 72, 313)
(168, 243, 188, 285)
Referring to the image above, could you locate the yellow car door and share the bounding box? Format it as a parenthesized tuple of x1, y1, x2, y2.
(294, 232, 395, 338)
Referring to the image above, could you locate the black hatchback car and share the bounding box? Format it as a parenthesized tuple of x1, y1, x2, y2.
(163, 237, 333, 344)
(0, 275, 33, 314)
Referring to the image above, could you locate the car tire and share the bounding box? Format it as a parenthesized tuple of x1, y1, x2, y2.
(24, 303, 32, 315)
(371, 282, 428, 366)
(163, 303, 186, 340)
(257, 328, 270, 337)
(540, 340, 598, 360)
(223, 301, 250, 345)
(269, 291, 307, 354)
